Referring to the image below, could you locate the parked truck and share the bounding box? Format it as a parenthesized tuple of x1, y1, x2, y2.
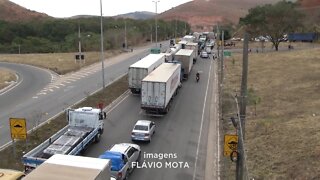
(185, 42, 199, 63)
(128, 54, 165, 94)
(22, 107, 106, 172)
(174, 49, 194, 79)
(141, 63, 181, 114)
(23, 154, 112, 180)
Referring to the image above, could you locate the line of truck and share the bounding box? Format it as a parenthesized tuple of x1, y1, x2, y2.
(20, 35, 201, 180)
(128, 35, 200, 115)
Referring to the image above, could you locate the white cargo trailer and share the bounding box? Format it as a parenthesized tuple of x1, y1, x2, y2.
(24, 154, 111, 180)
(141, 63, 181, 114)
(185, 42, 199, 63)
(174, 49, 194, 79)
(128, 54, 165, 94)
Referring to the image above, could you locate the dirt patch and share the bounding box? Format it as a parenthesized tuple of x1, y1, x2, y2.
(221, 48, 320, 179)
(0, 68, 16, 89)
(0, 50, 123, 75)
(0, 75, 128, 170)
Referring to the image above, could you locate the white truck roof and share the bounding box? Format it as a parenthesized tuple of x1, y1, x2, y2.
(178, 40, 188, 45)
(143, 63, 180, 83)
(74, 107, 101, 113)
(175, 49, 194, 56)
(130, 54, 165, 69)
(24, 154, 110, 180)
(186, 42, 198, 46)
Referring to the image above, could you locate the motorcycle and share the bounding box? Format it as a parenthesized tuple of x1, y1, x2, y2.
(196, 73, 200, 83)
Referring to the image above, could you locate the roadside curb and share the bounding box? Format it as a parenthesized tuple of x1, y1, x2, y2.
(205, 59, 220, 180)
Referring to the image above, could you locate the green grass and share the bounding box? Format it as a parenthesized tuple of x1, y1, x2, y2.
(221, 47, 320, 179)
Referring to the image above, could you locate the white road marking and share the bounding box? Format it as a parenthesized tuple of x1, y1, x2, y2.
(37, 92, 47, 95)
(72, 74, 86, 78)
(106, 93, 130, 115)
(193, 59, 213, 180)
(48, 89, 54, 92)
(48, 85, 60, 89)
(32, 96, 38, 99)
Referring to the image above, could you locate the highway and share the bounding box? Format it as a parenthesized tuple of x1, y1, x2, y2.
(0, 45, 153, 147)
(85, 55, 219, 180)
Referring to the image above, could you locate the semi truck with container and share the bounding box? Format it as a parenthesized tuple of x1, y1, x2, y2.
(22, 107, 106, 172)
(185, 42, 199, 63)
(174, 49, 194, 79)
(141, 63, 181, 114)
(23, 154, 112, 180)
(128, 54, 165, 94)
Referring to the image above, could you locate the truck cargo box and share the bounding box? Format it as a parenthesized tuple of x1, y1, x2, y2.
(185, 42, 199, 62)
(141, 63, 181, 114)
(128, 54, 165, 94)
(24, 154, 111, 180)
(174, 49, 194, 79)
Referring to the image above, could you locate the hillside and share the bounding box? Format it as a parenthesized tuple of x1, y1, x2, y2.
(0, 0, 50, 22)
(114, 11, 155, 20)
(298, 0, 320, 26)
(159, 0, 285, 31)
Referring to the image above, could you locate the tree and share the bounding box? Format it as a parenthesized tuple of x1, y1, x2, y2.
(240, 1, 304, 51)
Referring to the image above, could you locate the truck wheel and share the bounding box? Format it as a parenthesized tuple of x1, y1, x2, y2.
(94, 133, 101, 143)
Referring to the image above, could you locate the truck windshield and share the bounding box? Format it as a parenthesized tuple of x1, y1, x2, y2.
(69, 112, 97, 127)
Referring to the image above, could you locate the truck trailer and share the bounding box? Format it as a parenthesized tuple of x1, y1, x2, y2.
(185, 42, 199, 63)
(174, 49, 194, 79)
(128, 54, 165, 94)
(22, 107, 106, 172)
(141, 63, 181, 114)
(23, 154, 111, 180)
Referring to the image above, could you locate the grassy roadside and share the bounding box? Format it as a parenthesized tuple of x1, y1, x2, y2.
(0, 75, 128, 170)
(0, 50, 122, 75)
(224, 41, 319, 51)
(221, 48, 320, 179)
(0, 68, 16, 89)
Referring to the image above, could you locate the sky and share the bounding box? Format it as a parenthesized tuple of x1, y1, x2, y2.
(9, 0, 193, 18)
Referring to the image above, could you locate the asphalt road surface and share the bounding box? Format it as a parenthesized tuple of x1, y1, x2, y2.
(85, 55, 219, 180)
(0, 44, 158, 148)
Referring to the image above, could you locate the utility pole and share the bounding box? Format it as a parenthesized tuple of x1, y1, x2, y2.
(236, 32, 249, 180)
(221, 30, 225, 85)
(99, 0, 105, 88)
(78, 22, 82, 63)
(124, 19, 127, 49)
(153, 0, 160, 47)
(175, 18, 177, 40)
(216, 24, 220, 58)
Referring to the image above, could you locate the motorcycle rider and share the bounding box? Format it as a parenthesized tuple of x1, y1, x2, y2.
(196, 72, 200, 82)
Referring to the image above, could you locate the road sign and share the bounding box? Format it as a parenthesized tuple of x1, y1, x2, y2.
(224, 134, 238, 156)
(224, 51, 232, 57)
(9, 118, 27, 140)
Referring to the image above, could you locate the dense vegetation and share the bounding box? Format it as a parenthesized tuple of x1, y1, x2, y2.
(239, 1, 304, 51)
(0, 17, 190, 53)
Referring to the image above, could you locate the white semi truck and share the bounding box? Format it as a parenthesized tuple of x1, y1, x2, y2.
(22, 107, 106, 172)
(185, 42, 199, 63)
(141, 63, 181, 114)
(128, 54, 165, 94)
(23, 154, 112, 180)
(174, 49, 194, 79)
